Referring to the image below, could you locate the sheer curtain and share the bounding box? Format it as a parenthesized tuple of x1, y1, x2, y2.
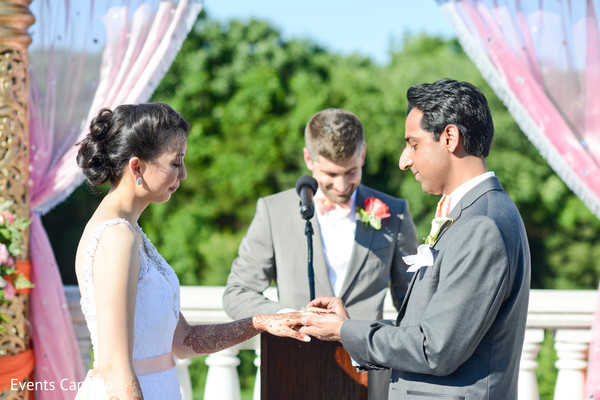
(435, 0, 600, 396)
(28, 1, 201, 397)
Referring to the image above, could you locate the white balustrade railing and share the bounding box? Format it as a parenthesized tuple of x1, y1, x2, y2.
(64, 286, 598, 400)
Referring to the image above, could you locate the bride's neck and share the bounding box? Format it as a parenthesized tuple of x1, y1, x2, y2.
(101, 185, 147, 224)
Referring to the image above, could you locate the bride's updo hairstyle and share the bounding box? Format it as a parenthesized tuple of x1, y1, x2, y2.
(77, 102, 190, 186)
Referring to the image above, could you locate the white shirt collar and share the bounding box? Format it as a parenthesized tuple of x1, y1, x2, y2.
(447, 171, 495, 213)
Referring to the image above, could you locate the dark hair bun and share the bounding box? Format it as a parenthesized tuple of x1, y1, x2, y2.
(89, 108, 114, 142)
(76, 108, 116, 186)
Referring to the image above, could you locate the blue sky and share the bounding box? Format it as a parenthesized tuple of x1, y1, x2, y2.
(203, 1, 456, 64)
(29, 1, 456, 63)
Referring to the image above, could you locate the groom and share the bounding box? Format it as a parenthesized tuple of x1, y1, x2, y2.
(299, 79, 531, 399)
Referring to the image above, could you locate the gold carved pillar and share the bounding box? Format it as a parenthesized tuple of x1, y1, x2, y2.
(0, 1, 35, 399)
(0, 0, 33, 233)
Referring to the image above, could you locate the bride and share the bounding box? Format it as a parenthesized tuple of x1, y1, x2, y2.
(74, 102, 311, 399)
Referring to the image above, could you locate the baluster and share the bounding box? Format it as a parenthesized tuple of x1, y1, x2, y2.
(253, 348, 261, 400)
(554, 329, 592, 400)
(204, 347, 242, 400)
(519, 328, 544, 400)
(176, 357, 193, 400)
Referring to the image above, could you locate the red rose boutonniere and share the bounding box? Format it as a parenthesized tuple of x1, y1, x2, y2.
(357, 197, 390, 230)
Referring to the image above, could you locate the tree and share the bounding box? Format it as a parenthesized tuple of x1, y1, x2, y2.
(45, 11, 599, 290)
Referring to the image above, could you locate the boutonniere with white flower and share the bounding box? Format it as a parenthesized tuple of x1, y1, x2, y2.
(403, 217, 453, 272)
(424, 217, 453, 245)
(357, 197, 390, 230)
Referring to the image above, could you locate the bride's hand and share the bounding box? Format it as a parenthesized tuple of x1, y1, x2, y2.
(252, 312, 311, 342)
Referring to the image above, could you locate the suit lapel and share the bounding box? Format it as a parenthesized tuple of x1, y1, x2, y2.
(338, 185, 375, 299)
(396, 271, 418, 324)
(434, 176, 503, 246)
(311, 208, 336, 297)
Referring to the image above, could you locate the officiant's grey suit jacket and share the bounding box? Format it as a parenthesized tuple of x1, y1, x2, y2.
(223, 184, 418, 321)
(341, 177, 531, 399)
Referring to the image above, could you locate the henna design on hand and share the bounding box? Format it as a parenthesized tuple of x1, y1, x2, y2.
(182, 313, 312, 355)
(126, 378, 143, 400)
(107, 378, 143, 400)
(252, 312, 307, 338)
(183, 318, 257, 355)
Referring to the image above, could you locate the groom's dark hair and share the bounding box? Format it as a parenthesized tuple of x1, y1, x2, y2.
(407, 79, 494, 157)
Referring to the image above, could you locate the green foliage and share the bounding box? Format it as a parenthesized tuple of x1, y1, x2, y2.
(147, 18, 600, 290)
(537, 331, 558, 400)
(238, 350, 258, 397)
(147, 13, 351, 284)
(43, 13, 599, 291)
(0, 201, 34, 319)
(189, 356, 208, 399)
(0, 201, 31, 258)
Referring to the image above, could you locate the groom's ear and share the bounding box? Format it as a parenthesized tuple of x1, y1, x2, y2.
(441, 125, 461, 153)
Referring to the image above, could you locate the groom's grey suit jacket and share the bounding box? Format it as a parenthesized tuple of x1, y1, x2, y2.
(341, 177, 531, 399)
(223, 184, 418, 321)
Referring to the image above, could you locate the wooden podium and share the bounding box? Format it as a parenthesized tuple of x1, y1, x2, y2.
(260, 333, 368, 399)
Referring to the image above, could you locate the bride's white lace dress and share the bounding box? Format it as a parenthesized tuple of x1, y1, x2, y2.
(76, 218, 181, 399)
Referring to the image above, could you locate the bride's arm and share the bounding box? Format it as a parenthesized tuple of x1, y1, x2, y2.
(172, 312, 310, 359)
(92, 224, 144, 398)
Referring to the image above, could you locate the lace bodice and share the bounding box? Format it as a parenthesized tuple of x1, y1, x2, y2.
(79, 218, 180, 366)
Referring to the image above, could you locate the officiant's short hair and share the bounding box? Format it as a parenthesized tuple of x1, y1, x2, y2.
(305, 108, 365, 162)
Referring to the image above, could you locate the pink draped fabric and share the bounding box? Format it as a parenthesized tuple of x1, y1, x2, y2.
(437, 0, 600, 218)
(435, 0, 600, 397)
(28, 1, 201, 398)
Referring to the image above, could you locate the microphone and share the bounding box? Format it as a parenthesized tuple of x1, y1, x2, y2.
(295, 175, 318, 220)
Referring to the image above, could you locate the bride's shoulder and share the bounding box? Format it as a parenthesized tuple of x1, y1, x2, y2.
(91, 218, 136, 248)
(81, 217, 133, 245)
(80, 218, 141, 282)
(75, 217, 137, 272)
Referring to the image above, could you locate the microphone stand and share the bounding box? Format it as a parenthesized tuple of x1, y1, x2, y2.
(296, 175, 318, 302)
(305, 219, 315, 301)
